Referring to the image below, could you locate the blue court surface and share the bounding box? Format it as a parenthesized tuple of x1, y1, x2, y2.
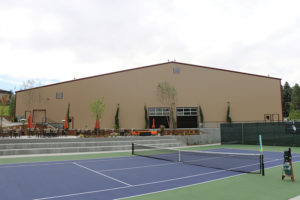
(0, 148, 300, 200)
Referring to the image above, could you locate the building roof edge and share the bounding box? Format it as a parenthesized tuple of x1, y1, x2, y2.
(15, 61, 281, 93)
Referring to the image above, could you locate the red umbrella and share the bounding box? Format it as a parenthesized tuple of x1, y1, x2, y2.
(64, 117, 69, 129)
(152, 118, 155, 129)
(28, 114, 33, 129)
(94, 119, 100, 129)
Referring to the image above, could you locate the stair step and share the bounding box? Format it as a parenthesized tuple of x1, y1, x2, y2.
(0, 136, 177, 144)
(0, 139, 178, 150)
(0, 143, 181, 156)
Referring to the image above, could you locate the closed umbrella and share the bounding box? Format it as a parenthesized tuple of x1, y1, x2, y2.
(152, 118, 155, 129)
(94, 119, 100, 129)
(28, 114, 33, 129)
(64, 117, 68, 129)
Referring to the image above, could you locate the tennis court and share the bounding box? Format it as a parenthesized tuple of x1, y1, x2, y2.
(1, 145, 300, 200)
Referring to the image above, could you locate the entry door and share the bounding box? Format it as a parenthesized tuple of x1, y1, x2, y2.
(148, 107, 170, 128)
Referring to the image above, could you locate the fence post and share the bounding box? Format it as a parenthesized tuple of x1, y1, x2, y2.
(242, 123, 244, 144)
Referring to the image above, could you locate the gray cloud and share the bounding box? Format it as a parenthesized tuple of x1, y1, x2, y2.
(0, 0, 299, 90)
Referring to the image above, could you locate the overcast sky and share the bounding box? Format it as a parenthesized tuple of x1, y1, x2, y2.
(0, 0, 299, 92)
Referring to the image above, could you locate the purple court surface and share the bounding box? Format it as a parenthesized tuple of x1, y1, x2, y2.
(0, 148, 299, 200)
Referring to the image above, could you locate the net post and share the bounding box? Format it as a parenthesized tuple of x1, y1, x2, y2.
(260, 154, 265, 176)
(132, 143, 134, 155)
(179, 150, 181, 162)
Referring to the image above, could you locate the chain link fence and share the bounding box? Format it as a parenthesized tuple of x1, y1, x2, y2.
(221, 122, 300, 147)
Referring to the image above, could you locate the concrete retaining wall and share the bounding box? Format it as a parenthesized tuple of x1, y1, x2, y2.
(0, 136, 182, 156)
(0, 129, 220, 156)
(174, 128, 221, 145)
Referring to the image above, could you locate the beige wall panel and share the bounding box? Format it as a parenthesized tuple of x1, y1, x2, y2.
(16, 62, 282, 129)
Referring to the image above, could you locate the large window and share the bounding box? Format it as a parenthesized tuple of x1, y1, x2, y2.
(149, 107, 169, 116)
(177, 107, 198, 128)
(176, 107, 198, 116)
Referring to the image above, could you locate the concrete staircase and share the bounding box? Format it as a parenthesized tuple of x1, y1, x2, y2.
(0, 136, 184, 156)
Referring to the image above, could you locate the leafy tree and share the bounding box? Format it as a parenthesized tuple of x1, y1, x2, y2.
(0, 95, 9, 131)
(9, 94, 15, 121)
(89, 97, 106, 128)
(289, 104, 300, 120)
(157, 81, 177, 128)
(144, 105, 149, 129)
(20, 79, 41, 90)
(114, 104, 120, 129)
(282, 82, 292, 117)
(291, 83, 300, 111)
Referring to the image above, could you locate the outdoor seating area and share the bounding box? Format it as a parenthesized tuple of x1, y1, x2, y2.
(0, 127, 136, 138)
(0, 127, 67, 138)
(0, 126, 203, 138)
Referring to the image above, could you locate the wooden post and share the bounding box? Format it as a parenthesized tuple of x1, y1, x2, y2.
(282, 160, 295, 182)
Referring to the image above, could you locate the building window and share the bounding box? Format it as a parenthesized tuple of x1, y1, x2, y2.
(56, 92, 63, 99)
(177, 107, 198, 128)
(272, 114, 279, 121)
(149, 107, 169, 116)
(264, 114, 271, 122)
(176, 107, 198, 116)
(173, 67, 180, 74)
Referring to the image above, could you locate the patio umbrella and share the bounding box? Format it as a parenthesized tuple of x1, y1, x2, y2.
(64, 117, 68, 129)
(28, 114, 33, 129)
(94, 119, 100, 129)
(152, 118, 155, 129)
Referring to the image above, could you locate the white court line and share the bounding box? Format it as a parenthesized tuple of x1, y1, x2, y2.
(115, 173, 244, 200)
(0, 156, 139, 169)
(0, 162, 76, 169)
(99, 162, 177, 172)
(115, 159, 300, 200)
(33, 157, 300, 200)
(32, 161, 260, 200)
(73, 162, 132, 186)
(74, 156, 138, 164)
(289, 195, 300, 200)
(33, 167, 228, 200)
(33, 185, 132, 200)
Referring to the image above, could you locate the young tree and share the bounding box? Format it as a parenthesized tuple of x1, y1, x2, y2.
(89, 97, 106, 129)
(226, 103, 232, 123)
(65, 103, 71, 129)
(199, 105, 204, 125)
(144, 105, 149, 129)
(20, 80, 39, 90)
(157, 81, 177, 128)
(114, 104, 120, 129)
(8, 93, 15, 121)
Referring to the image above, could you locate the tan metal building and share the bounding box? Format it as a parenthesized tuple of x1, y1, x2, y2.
(15, 62, 283, 129)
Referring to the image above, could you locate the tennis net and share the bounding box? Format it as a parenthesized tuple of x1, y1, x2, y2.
(132, 143, 264, 175)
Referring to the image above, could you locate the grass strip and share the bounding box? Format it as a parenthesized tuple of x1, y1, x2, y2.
(0, 151, 131, 165)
